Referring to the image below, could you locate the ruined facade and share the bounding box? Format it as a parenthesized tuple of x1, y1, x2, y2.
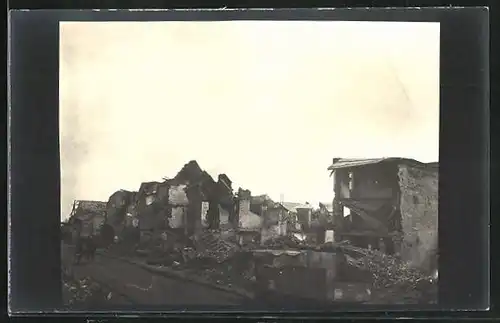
(136, 179, 199, 241)
(260, 203, 289, 243)
(235, 189, 262, 244)
(295, 204, 314, 230)
(131, 160, 240, 244)
(106, 190, 136, 238)
(136, 181, 162, 241)
(67, 200, 107, 239)
(328, 158, 438, 272)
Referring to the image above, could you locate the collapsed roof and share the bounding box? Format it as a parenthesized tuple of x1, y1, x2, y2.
(73, 200, 107, 213)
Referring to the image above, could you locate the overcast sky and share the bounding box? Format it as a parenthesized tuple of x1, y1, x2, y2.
(59, 20, 440, 220)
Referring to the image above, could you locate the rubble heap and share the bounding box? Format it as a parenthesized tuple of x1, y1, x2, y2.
(191, 231, 240, 263)
(196, 251, 256, 291)
(340, 245, 437, 303)
(62, 269, 113, 307)
(261, 235, 304, 249)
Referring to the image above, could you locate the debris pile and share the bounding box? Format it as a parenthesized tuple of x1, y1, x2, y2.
(133, 231, 241, 267)
(261, 235, 304, 249)
(62, 269, 113, 307)
(340, 245, 437, 303)
(191, 232, 241, 263)
(190, 251, 256, 291)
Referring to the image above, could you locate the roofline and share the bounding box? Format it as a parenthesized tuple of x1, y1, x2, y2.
(74, 199, 107, 203)
(327, 157, 437, 172)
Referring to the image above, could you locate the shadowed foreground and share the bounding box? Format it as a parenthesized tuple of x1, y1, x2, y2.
(61, 243, 249, 310)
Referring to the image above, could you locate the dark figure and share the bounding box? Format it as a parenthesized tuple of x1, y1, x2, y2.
(74, 236, 97, 264)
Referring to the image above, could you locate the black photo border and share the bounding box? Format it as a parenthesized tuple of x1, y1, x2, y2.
(8, 7, 490, 317)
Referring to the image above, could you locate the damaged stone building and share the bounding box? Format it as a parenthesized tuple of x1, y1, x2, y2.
(109, 160, 239, 248)
(235, 188, 262, 244)
(328, 158, 438, 272)
(248, 194, 288, 244)
(67, 200, 107, 241)
(102, 159, 305, 249)
(106, 189, 137, 238)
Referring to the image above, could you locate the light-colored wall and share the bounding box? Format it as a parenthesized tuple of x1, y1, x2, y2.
(168, 184, 189, 205)
(169, 206, 186, 229)
(238, 199, 262, 230)
(201, 201, 210, 228)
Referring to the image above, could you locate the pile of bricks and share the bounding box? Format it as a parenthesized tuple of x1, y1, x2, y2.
(193, 232, 240, 263)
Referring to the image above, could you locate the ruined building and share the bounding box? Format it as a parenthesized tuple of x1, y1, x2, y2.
(235, 188, 261, 244)
(112, 160, 241, 246)
(101, 159, 298, 248)
(106, 190, 137, 238)
(328, 158, 438, 272)
(67, 200, 107, 241)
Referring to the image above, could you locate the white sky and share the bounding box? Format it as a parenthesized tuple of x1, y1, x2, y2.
(59, 20, 440, 220)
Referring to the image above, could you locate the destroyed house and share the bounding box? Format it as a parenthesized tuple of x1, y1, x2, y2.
(235, 188, 262, 244)
(106, 189, 136, 237)
(249, 195, 289, 227)
(135, 181, 165, 240)
(136, 179, 193, 240)
(281, 202, 303, 232)
(68, 200, 107, 237)
(136, 161, 237, 242)
(217, 174, 233, 199)
(212, 174, 236, 230)
(260, 202, 289, 243)
(175, 160, 233, 230)
(238, 193, 291, 244)
(328, 157, 438, 271)
(295, 203, 314, 229)
(136, 181, 161, 228)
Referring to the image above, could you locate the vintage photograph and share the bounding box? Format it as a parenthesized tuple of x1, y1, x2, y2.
(59, 20, 440, 309)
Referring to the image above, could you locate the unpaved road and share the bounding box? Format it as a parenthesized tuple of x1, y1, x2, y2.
(61, 243, 249, 308)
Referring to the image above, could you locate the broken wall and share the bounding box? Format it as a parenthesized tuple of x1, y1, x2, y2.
(296, 208, 312, 229)
(218, 205, 231, 229)
(185, 185, 203, 236)
(92, 215, 105, 235)
(398, 164, 438, 273)
(238, 198, 262, 230)
(169, 206, 187, 229)
(334, 169, 351, 199)
(201, 201, 210, 228)
(106, 190, 136, 238)
(168, 184, 189, 205)
(135, 179, 207, 239)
